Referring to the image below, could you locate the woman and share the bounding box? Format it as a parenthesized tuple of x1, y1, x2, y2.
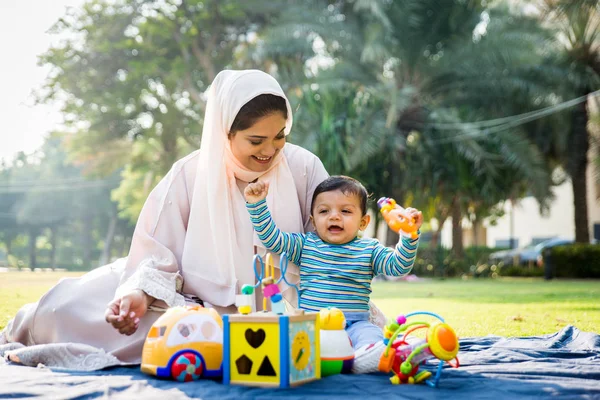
(0, 70, 386, 370)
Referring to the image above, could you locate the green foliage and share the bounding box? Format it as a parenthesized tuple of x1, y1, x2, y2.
(498, 265, 545, 278)
(39, 0, 289, 219)
(0, 136, 133, 270)
(552, 244, 600, 278)
(411, 245, 499, 277)
(6, 0, 598, 269)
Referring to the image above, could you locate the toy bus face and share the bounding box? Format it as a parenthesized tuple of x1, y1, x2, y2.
(141, 306, 224, 381)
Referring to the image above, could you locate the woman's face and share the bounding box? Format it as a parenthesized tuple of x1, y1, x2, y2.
(229, 112, 287, 172)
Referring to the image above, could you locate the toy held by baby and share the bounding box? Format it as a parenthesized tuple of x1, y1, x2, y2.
(377, 197, 419, 239)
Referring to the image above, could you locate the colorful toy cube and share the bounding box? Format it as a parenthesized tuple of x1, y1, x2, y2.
(223, 312, 320, 387)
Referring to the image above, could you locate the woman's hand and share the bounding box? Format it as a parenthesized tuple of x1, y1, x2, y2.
(244, 181, 269, 204)
(105, 289, 154, 336)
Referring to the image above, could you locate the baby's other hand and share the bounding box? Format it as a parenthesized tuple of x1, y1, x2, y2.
(244, 181, 269, 204)
(404, 207, 423, 230)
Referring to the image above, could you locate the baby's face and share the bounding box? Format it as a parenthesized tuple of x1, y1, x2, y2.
(311, 190, 369, 245)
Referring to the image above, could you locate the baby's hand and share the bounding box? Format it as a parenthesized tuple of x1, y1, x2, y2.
(244, 181, 269, 204)
(404, 207, 423, 230)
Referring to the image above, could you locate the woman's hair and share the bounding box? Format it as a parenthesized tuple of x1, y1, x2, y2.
(311, 175, 369, 216)
(229, 94, 287, 136)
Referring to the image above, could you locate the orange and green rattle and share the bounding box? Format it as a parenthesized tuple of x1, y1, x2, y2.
(377, 197, 419, 239)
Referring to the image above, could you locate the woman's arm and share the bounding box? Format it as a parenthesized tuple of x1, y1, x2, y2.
(106, 153, 198, 333)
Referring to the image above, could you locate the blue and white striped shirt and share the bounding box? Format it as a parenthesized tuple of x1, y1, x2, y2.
(247, 199, 420, 312)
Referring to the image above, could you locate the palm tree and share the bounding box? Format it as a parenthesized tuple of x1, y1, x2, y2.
(434, 0, 600, 243)
(260, 0, 558, 254)
(539, 0, 600, 243)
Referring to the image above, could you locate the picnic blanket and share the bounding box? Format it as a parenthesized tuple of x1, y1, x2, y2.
(1, 325, 599, 399)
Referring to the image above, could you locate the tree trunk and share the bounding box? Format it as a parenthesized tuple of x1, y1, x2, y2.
(5, 233, 12, 259)
(99, 212, 118, 267)
(451, 198, 464, 259)
(372, 208, 381, 240)
(431, 214, 449, 248)
(568, 90, 590, 243)
(28, 228, 38, 270)
(49, 226, 58, 270)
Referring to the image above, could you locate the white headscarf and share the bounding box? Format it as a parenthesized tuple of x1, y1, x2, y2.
(181, 70, 303, 307)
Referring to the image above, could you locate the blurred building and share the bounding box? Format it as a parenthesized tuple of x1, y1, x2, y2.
(438, 162, 600, 249)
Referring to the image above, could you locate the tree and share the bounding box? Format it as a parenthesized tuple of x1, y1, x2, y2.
(39, 0, 287, 223)
(435, 1, 600, 243)
(263, 0, 556, 253)
(539, 0, 600, 243)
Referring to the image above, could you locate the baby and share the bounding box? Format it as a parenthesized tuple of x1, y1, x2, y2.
(244, 175, 422, 373)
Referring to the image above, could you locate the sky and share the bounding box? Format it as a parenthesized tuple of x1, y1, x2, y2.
(0, 0, 85, 162)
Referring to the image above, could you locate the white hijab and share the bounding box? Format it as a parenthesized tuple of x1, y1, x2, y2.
(181, 70, 303, 307)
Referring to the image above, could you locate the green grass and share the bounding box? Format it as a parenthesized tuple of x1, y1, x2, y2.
(372, 277, 600, 337)
(0, 271, 83, 330)
(2, 272, 599, 338)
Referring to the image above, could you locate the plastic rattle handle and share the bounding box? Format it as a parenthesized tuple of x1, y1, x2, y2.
(378, 347, 396, 373)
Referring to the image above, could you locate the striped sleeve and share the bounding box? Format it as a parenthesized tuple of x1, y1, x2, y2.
(371, 234, 420, 277)
(246, 199, 305, 265)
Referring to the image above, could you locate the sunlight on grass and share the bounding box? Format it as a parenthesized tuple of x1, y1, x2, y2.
(0, 271, 83, 330)
(372, 278, 600, 337)
(2, 272, 599, 337)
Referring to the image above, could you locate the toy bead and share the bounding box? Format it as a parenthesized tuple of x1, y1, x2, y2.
(271, 293, 283, 303)
(396, 315, 407, 325)
(400, 361, 413, 375)
(241, 285, 254, 295)
(238, 305, 252, 314)
(235, 294, 253, 315)
(261, 277, 274, 286)
(390, 375, 400, 385)
(271, 300, 286, 315)
(383, 326, 395, 339)
(387, 321, 400, 331)
(263, 283, 280, 297)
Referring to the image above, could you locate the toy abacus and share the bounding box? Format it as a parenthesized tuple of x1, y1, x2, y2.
(235, 252, 300, 314)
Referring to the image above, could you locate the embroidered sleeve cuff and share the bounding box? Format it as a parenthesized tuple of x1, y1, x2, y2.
(116, 257, 185, 308)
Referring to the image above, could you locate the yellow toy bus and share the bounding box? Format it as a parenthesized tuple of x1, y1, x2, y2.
(141, 306, 223, 381)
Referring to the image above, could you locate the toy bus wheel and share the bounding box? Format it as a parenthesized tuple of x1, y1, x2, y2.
(171, 352, 204, 382)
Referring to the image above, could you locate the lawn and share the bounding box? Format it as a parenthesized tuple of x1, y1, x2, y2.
(372, 277, 600, 337)
(1, 272, 599, 337)
(0, 271, 84, 331)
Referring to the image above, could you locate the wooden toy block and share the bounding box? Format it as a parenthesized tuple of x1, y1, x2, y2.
(222, 312, 321, 387)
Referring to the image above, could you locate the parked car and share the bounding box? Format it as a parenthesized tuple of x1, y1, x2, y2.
(489, 237, 574, 267)
(519, 237, 573, 266)
(489, 243, 536, 266)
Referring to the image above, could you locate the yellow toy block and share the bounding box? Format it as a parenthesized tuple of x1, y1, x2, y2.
(223, 311, 321, 387)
